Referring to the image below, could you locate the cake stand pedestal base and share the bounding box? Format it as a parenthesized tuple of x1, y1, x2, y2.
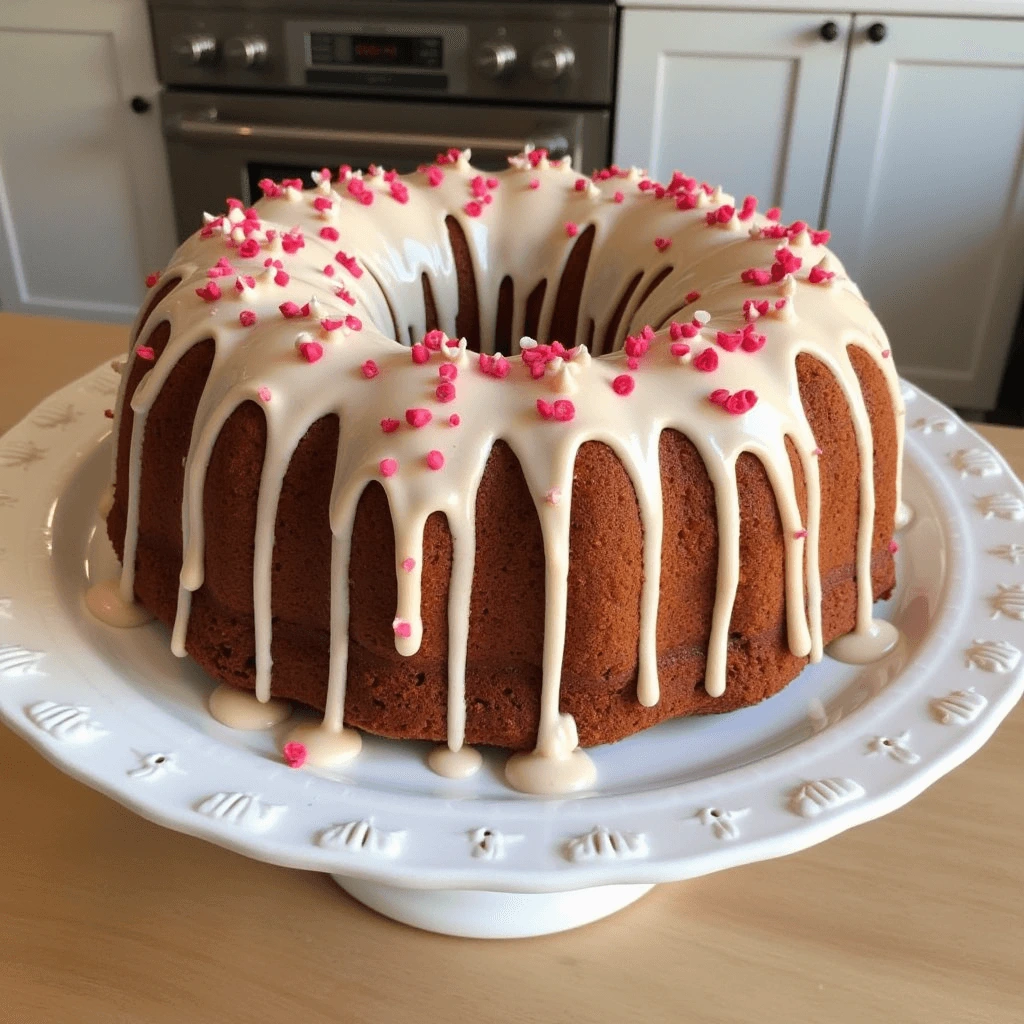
(332, 876, 655, 938)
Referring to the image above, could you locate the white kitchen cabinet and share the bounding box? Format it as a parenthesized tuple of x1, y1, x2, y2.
(614, 10, 851, 228)
(826, 16, 1024, 410)
(0, 1, 175, 323)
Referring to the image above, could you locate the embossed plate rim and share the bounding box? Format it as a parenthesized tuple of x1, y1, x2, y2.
(0, 363, 1022, 892)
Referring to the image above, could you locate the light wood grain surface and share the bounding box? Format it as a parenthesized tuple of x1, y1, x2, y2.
(0, 312, 1022, 1024)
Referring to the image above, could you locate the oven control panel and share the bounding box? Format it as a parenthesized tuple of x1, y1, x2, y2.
(149, 2, 615, 105)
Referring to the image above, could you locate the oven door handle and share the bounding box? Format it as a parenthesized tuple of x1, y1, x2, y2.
(167, 112, 570, 160)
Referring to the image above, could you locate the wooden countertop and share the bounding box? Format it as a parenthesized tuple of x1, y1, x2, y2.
(1, 311, 1022, 1024)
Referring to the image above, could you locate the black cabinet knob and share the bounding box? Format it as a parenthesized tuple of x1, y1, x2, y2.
(130, 96, 152, 114)
(866, 22, 887, 43)
(820, 21, 839, 42)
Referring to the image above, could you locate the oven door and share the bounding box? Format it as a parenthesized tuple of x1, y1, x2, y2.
(162, 90, 610, 243)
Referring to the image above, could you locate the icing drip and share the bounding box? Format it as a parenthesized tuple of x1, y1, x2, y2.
(85, 578, 153, 627)
(208, 683, 292, 730)
(826, 619, 900, 664)
(427, 744, 483, 780)
(111, 150, 904, 795)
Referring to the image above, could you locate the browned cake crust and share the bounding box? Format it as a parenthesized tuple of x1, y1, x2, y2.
(109, 271, 897, 749)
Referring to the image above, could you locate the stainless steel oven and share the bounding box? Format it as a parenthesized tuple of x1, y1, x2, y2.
(150, 0, 617, 243)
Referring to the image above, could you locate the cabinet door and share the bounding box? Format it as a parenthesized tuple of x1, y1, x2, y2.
(614, 10, 850, 228)
(826, 16, 1024, 410)
(0, 1, 176, 323)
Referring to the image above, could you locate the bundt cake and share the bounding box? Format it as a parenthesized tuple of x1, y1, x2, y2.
(96, 147, 905, 794)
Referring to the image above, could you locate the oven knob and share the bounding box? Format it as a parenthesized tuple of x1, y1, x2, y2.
(474, 41, 517, 79)
(225, 35, 269, 69)
(531, 43, 575, 81)
(172, 33, 218, 66)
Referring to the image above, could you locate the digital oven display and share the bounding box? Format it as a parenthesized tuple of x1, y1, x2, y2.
(309, 32, 443, 69)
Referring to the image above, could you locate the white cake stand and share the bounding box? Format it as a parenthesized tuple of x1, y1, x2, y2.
(1, 363, 1022, 938)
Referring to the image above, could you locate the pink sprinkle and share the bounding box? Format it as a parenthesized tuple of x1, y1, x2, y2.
(448, 413, 461, 427)
(717, 329, 744, 353)
(390, 181, 409, 204)
(553, 399, 575, 422)
(464, 201, 483, 217)
(411, 344, 429, 365)
(670, 342, 690, 358)
(536, 399, 554, 420)
(361, 360, 380, 379)
(529, 178, 541, 190)
(426, 449, 445, 471)
(393, 618, 412, 638)
(281, 230, 305, 255)
(238, 239, 260, 258)
(335, 286, 355, 305)
(145, 272, 160, 288)
(613, 190, 625, 203)
(545, 487, 561, 506)
(402, 557, 416, 573)
(810, 229, 831, 246)
(283, 742, 307, 769)
(239, 310, 257, 328)
(257, 386, 271, 403)
(298, 340, 323, 364)
(234, 275, 255, 293)
(312, 196, 333, 212)
(574, 178, 588, 192)
(766, 207, 781, 221)
(794, 529, 808, 539)
(654, 237, 672, 253)
(812, 447, 823, 456)
(889, 539, 899, 554)
(195, 282, 221, 302)
(435, 381, 456, 403)
(565, 222, 579, 238)
(136, 346, 155, 361)
(676, 193, 697, 211)
(708, 389, 730, 407)
(381, 418, 400, 433)
(774, 247, 802, 272)
(423, 329, 446, 351)
(426, 166, 444, 187)
(208, 259, 234, 278)
(808, 266, 835, 285)
(335, 251, 363, 278)
(274, 270, 290, 287)
(685, 290, 701, 304)
(881, 349, 891, 359)
(345, 314, 362, 331)
(486, 177, 499, 190)
(406, 408, 432, 428)
(612, 373, 635, 396)
(258, 178, 282, 199)
(319, 226, 339, 241)
(438, 363, 458, 380)
(380, 458, 399, 477)
(724, 389, 758, 415)
(741, 329, 766, 353)
(741, 268, 772, 286)
(738, 195, 758, 221)
(706, 205, 735, 226)
(280, 301, 303, 319)
(693, 348, 719, 372)
(320, 317, 343, 333)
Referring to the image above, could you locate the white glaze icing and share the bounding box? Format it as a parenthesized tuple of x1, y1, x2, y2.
(111, 149, 904, 795)
(208, 683, 292, 730)
(85, 578, 154, 627)
(427, 744, 483, 780)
